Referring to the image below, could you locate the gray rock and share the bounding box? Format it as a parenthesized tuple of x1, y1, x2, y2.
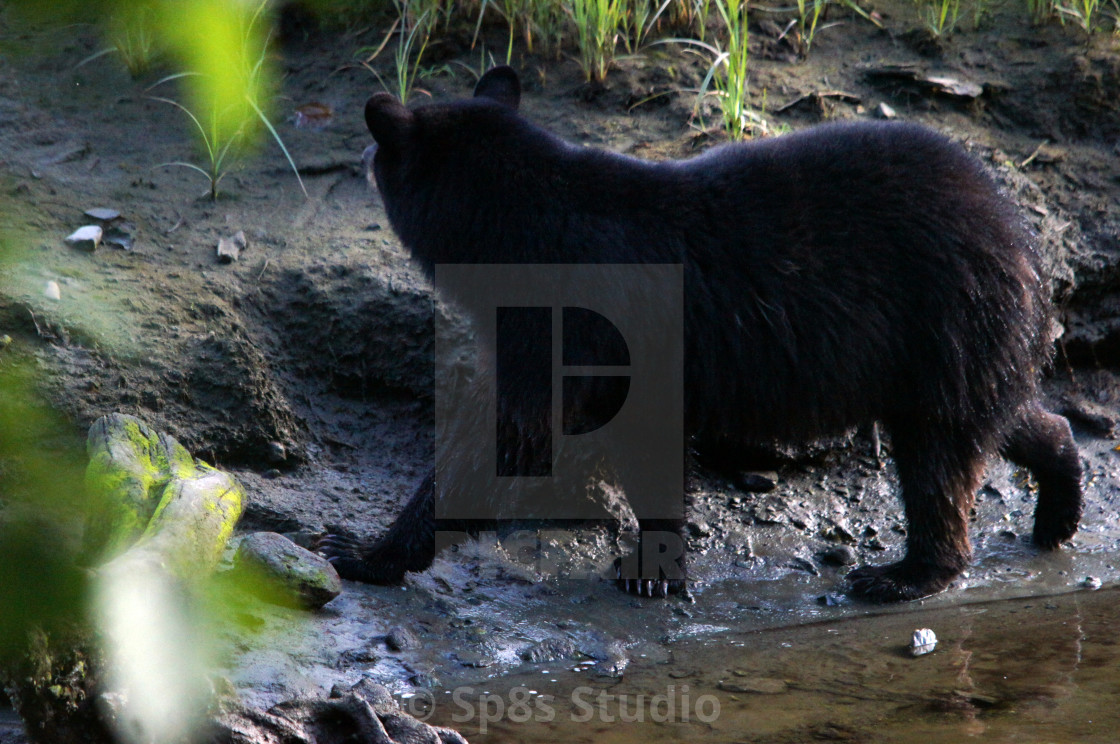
(103, 224, 135, 250)
(215, 679, 469, 743)
(217, 230, 248, 263)
(267, 440, 287, 463)
(386, 626, 420, 652)
(84, 207, 121, 221)
(519, 637, 578, 663)
(65, 225, 102, 251)
(735, 471, 778, 493)
(1082, 575, 1102, 590)
(235, 531, 341, 609)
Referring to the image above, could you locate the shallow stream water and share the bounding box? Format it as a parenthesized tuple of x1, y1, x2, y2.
(418, 587, 1120, 743)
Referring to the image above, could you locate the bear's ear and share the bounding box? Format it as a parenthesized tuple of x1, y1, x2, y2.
(473, 66, 520, 110)
(365, 93, 415, 147)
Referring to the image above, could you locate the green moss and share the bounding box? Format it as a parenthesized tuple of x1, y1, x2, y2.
(82, 414, 205, 564)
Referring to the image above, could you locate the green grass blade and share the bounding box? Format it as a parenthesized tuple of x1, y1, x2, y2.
(247, 97, 308, 198)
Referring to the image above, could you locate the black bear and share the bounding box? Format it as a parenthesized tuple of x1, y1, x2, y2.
(319, 66, 1082, 602)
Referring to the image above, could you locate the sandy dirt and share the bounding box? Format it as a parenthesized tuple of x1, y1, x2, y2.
(1, 1, 1119, 737)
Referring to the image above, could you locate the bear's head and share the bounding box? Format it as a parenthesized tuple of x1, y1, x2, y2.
(361, 67, 534, 268)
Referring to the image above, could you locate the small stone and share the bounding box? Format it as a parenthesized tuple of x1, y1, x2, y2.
(44, 281, 61, 301)
(65, 225, 102, 251)
(787, 556, 819, 575)
(876, 102, 897, 119)
(408, 668, 440, 689)
(457, 653, 493, 668)
(386, 626, 420, 651)
(235, 531, 341, 609)
(822, 522, 857, 544)
(910, 628, 937, 656)
(688, 521, 712, 538)
(735, 471, 778, 493)
(267, 441, 287, 463)
(216, 230, 247, 263)
(103, 225, 134, 251)
(595, 657, 629, 678)
(1081, 576, 1102, 590)
(520, 638, 578, 663)
(0, 334, 10, 349)
(921, 74, 983, 98)
(84, 207, 121, 222)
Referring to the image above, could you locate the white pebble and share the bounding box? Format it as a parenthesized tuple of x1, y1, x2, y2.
(910, 628, 937, 656)
(44, 280, 61, 301)
(65, 225, 102, 251)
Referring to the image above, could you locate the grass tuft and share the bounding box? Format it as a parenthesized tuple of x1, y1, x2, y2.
(567, 0, 628, 81)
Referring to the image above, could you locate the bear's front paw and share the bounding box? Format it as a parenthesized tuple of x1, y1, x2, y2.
(847, 560, 958, 603)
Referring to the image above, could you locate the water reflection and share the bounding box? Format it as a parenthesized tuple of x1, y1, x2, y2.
(425, 588, 1119, 742)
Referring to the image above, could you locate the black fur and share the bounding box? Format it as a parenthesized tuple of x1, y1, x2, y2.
(319, 66, 1083, 602)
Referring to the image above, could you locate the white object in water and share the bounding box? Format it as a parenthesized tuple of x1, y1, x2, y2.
(910, 628, 937, 657)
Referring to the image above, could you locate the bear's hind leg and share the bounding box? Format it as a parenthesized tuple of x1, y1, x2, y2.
(1002, 403, 1082, 549)
(848, 424, 983, 602)
(317, 475, 438, 584)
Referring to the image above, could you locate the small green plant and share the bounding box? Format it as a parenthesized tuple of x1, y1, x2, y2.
(358, 0, 434, 103)
(917, 0, 962, 36)
(622, 0, 674, 52)
(77, 4, 158, 78)
(151, 90, 245, 200)
(655, 0, 756, 138)
(710, 0, 751, 138)
(785, 0, 878, 54)
(151, 0, 306, 200)
(567, 0, 628, 81)
(694, 0, 714, 39)
(392, 6, 435, 102)
(1056, 0, 1101, 35)
(795, 0, 828, 53)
